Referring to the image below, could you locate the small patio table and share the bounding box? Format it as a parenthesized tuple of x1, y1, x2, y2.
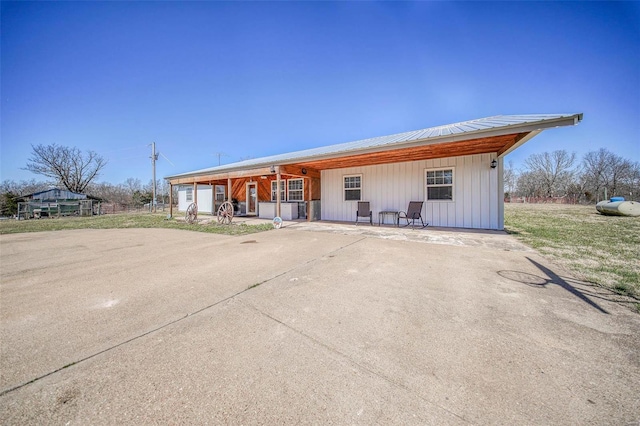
(378, 210, 399, 226)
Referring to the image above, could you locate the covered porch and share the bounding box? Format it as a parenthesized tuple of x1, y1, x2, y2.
(166, 131, 535, 222)
(167, 165, 321, 221)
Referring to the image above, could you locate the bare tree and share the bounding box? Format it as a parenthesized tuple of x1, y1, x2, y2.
(503, 160, 517, 201)
(158, 179, 170, 204)
(0, 179, 50, 196)
(523, 150, 577, 198)
(582, 149, 639, 201)
(516, 170, 545, 200)
(0, 179, 52, 216)
(24, 144, 107, 193)
(124, 177, 142, 194)
(581, 149, 608, 201)
(85, 181, 129, 205)
(629, 164, 640, 201)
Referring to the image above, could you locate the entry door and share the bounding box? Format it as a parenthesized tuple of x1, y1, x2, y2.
(246, 182, 258, 215)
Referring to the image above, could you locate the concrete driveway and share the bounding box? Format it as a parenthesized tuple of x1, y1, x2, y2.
(1, 226, 638, 424)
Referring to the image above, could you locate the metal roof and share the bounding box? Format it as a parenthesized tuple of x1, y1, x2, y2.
(166, 113, 582, 179)
(21, 188, 88, 200)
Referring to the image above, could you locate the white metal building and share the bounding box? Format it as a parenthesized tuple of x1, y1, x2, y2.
(166, 114, 583, 230)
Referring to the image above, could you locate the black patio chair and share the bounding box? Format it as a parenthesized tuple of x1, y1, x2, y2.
(355, 201, 373, 225)
(398, 201, 428, 229)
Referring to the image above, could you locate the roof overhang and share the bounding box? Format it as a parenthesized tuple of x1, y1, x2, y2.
(166, 113, 582, 184)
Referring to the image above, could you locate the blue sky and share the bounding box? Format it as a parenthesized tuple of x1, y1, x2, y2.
(1, 1, 638, 185)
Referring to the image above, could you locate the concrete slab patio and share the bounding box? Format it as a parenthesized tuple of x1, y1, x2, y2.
(1, 226, 639, 424)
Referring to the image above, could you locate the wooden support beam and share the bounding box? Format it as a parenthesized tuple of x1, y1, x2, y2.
(193, 182, 198, 205)
(227, 178, 232, 202)
(497, 132, 530, 156)
(168, 166, 276, 185)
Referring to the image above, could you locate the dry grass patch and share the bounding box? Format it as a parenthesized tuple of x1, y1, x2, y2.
(0, 213, 274, 236)
(504, 203, 640, 299)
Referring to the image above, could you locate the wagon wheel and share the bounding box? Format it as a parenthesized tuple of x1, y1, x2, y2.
(185, 202, 198, 224)
(217, 201, 234, 225)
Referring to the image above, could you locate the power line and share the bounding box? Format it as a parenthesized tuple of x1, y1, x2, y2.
(159, 152, 175, 167)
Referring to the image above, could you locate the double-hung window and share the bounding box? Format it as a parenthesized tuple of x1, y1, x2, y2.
(271, 180, 286, 202)
(344, 175, 362, 201)
(186, 187, 193, 202)
(426, 168, 454, 201)
(288, 179, 304, 201)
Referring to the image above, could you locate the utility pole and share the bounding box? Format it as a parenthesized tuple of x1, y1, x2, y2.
(150, 142, 158, 212)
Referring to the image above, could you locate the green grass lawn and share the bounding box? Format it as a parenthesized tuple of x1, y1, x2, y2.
(0, 213, 274, 236)
(504, 203, 640, 299)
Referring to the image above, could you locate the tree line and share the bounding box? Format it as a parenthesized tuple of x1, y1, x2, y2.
(504, 148, 640, 203)
(1, 144, 638, 216)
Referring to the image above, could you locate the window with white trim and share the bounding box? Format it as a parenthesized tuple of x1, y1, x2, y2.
(426, 168, 454, 201)
(271, 180, 286, 202)
(343, 175, 362, 201)
(288, 178, 304, 201)
(186, 187, 193, 202)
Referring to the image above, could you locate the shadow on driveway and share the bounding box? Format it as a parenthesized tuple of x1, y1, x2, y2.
(499, 257, 612, 313)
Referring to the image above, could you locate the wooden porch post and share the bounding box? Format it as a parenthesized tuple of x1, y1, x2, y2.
(227, 178, 232, 202)
(276, 171, 281, 218)
(193, 182, 198, 205)
(306, 177, 312, 222)
(169, 183, 173, 217)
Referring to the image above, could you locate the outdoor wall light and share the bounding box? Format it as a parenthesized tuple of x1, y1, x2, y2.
(490, 159, 497, 169)
(270, 165, 276, 173)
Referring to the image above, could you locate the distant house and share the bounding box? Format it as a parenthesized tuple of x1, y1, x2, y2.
(165, 114, 583, 230)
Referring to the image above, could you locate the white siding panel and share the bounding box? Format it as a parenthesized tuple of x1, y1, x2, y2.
(496, 156, 504, 230)
(463, 156, 473, 227)
(177, 185, 213, 213)
(448, 202, 456, 228)
(194, 185, 212, 214)
(321, 153, 502, 230)
(178, 187, 186, 211)
(471, 155, 481, 228)
(489, 154, 498, 229)
(454, 158, 465, 227)
(480, 153, 490, 229)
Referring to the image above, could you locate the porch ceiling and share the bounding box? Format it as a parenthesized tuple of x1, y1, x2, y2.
(169, 132, 528, 185)
(291, 132, 528, 171)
